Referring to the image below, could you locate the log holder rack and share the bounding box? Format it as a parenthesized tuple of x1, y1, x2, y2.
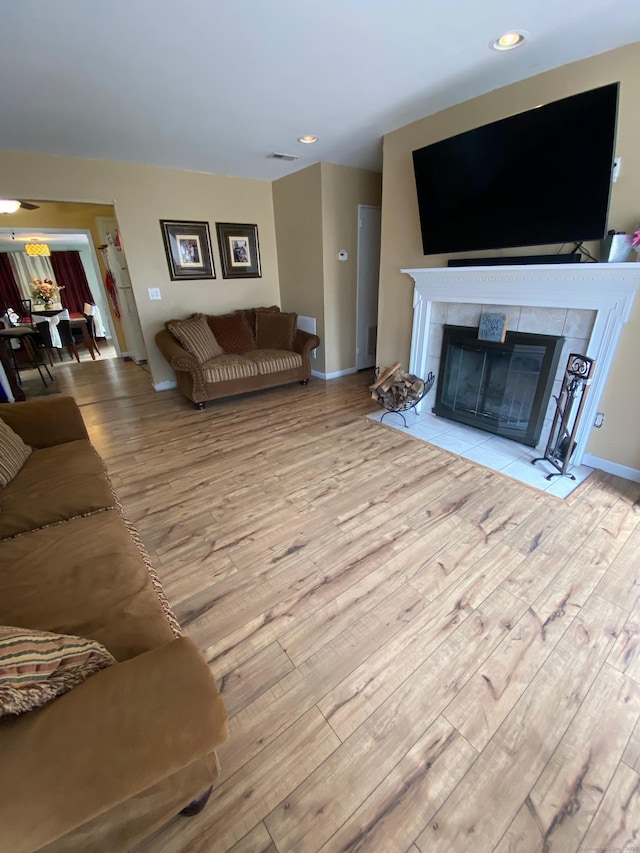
(371, 366, 435, 428)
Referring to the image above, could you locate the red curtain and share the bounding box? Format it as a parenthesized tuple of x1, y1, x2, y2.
(0, 254, 22, 310)
(50, 251, 94, 314)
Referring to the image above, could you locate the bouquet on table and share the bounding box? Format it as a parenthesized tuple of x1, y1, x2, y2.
(32, 278, 64, 306)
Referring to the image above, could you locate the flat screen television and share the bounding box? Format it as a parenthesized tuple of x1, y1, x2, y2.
(412, 82, 619, 256)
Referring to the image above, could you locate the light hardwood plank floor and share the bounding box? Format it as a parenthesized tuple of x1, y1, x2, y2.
(48, 357, 640, 853)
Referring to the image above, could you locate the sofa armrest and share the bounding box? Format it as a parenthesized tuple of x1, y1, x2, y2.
(0, 395, 89, 447)
(0, 637, 228, 853)
(156, 329, 207, 399)
(293, 329, 320, 361)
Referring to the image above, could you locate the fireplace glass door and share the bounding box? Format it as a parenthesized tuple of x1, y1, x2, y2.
(435, 325, 564, 446)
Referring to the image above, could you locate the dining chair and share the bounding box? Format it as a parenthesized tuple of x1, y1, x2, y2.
(82, 304, 101, 355)
(34, 310, 80, 363)
(33, 319, 59, 366)
(0, 307, 53, 387)
(17, 298, 35, 328)
(69, 312, 98, 360)
(56, 310, 81, 362)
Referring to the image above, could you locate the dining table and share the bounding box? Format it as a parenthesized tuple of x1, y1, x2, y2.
(30, 308, 99, 360)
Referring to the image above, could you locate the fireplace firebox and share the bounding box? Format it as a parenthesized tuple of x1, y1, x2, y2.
(435, 325, 565, 446)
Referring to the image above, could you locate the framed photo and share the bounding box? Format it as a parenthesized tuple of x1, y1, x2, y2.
(216, 222, 261, 279)
(160, 220, 215, 280)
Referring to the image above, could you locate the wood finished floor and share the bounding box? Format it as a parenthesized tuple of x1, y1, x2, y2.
(49, 356, 640, 853)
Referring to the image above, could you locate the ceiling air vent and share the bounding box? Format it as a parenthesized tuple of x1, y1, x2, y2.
(268, 152, 299, 161)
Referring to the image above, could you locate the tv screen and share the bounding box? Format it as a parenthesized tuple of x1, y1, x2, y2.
(412, 82, 619, 256)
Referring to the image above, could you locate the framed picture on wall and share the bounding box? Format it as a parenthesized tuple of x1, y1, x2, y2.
(215, 222, 261, 279)
(160, 220, 215, 280)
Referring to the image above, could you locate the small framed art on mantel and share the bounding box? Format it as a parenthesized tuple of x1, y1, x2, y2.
(160, 220, 215, 280)
(216, 222, 261, 279)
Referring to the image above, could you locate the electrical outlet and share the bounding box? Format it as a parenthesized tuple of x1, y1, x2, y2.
(594, 412, 605, 428)
(148, 288, 162, 300)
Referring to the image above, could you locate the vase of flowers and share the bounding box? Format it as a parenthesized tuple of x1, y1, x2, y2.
(32, 278, 64, 307)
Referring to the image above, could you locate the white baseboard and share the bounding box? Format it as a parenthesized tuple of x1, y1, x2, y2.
(154, 380, 177, 392)
(312, 367, 358, 380)
(582, 453, 640, 483)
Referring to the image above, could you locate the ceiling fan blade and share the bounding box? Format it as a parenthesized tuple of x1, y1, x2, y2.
(19, 201, 40, 210)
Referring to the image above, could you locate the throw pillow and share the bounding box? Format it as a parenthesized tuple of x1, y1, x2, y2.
(241, 305, 280, 338)
(256, 311, 297, 351)
(0, 418, 32, 488)
(207, 313, 257, 354)
(0, 625, 116, 717)
(166, 316, 223, 363)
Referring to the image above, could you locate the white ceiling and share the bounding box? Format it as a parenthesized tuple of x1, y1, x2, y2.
(0, 0, 638, 181)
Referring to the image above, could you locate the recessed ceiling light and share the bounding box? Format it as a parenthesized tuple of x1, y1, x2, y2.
(297, 135, 318, 144)
(491, 31, 526, 51)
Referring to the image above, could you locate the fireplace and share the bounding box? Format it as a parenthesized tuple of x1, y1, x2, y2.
(403, 264, 639, 469)
(435, 325, 564, 446)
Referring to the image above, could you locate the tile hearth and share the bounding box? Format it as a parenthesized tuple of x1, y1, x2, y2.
(367, 408, 593, 499)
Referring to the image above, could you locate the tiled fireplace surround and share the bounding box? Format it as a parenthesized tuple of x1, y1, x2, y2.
(374, 264, 639, 496)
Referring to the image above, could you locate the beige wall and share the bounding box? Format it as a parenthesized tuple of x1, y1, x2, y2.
(378, 42, 640, 470)
(0, 152, 280, 386)
(272, 164, 326, 372)
(0, 201, 126, 348)
(273, 162, 382, 376)
(320, 163, 382, 374)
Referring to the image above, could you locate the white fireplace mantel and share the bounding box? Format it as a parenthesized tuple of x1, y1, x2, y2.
(403, 263, 640, 466)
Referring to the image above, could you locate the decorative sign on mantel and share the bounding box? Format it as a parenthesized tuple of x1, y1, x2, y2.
(478, 313, 508, 342)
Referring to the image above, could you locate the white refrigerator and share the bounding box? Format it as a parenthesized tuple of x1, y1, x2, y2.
(96, 218, 148, 364)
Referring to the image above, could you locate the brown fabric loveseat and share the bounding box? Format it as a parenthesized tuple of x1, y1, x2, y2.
(0, 396, 228, 852)
(156, 306, 320, 409)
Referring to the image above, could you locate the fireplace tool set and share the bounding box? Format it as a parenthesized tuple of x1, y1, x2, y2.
(532, 353, 595, 481)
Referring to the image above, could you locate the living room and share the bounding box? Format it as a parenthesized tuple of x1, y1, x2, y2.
(0, 49, 638, 476)
(1, 3, 640, 851)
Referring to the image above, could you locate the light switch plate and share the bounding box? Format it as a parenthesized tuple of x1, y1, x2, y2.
(612, 157, 621, 182)
(148, 288, 162, 300)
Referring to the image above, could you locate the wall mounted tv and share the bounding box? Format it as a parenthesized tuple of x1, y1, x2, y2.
(412, 82, 619, 256)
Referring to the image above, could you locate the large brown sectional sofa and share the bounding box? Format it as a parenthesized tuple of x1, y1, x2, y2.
(0, 396, 228, 852)
(156, 305, 320, 409)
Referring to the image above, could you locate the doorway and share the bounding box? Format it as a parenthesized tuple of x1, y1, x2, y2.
(355, 205, 381, 371)
(0, 226, 119, 358)
(0, 201, 148, 366)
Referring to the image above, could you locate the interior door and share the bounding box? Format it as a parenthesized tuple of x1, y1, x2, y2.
(356, 205, 381, 371)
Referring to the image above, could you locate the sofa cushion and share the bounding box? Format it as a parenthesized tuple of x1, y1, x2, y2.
(0, 396, 89, 449)
(203, 353, 258, 383)
(0, 625, 115, 717)
(244, 349, 303, 375)
(0, 418, 32, 487)
(166, 315, 223, 363)
(0, 439, 116, 540)
(0, 511, 176, 661)
(256, 310, 297, 350)
(207, 312, 257, 353)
